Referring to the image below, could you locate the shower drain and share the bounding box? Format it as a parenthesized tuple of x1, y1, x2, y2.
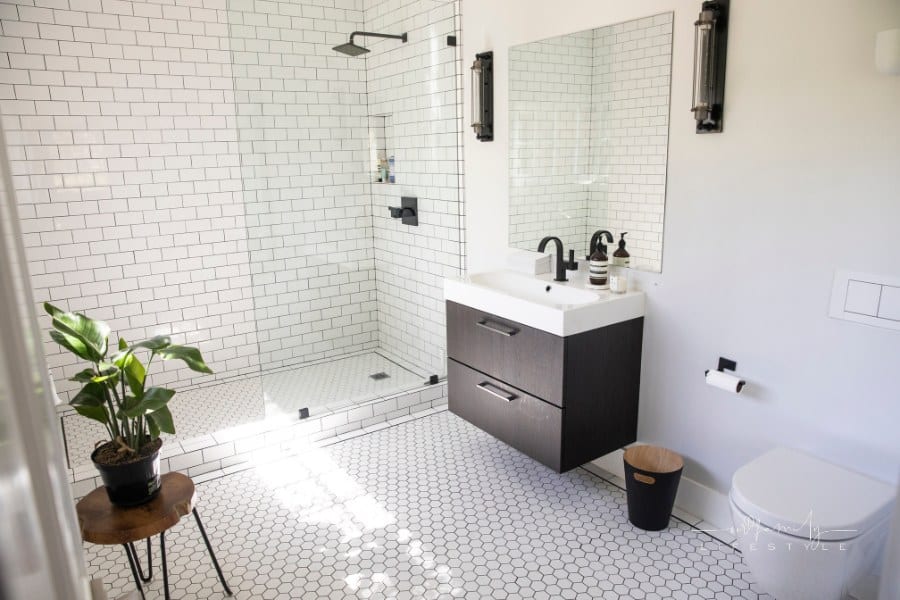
(369, 372, 390, 380)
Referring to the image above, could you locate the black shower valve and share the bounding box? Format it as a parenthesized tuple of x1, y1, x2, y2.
(389, 206, 414, 218)
(388, 196, 418, 226)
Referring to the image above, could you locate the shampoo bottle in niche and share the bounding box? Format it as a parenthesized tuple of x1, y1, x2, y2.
(589, 244, 610, 289)
(613, 232, 630, 267)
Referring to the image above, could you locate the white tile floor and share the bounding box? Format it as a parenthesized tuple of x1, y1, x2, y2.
(64, 352, 424, 470)
(84, 411, 769, 600)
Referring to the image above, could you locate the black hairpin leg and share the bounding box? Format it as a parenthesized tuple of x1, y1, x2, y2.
(160, 530, 170, 600)
(122, 544, 147, 600)
(126, 538, 153, 582)
(193, 508, 233, 596)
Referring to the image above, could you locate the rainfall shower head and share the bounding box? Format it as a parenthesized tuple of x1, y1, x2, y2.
(333, 31, 408, 56)
(333, 41, 370, 56)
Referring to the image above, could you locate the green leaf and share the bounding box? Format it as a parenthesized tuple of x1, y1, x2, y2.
(49, 330, 92, 362)
(146, 405, 175, 435)
(156, 345, 213, 374)
(44, 303, 110, 362)
(123, 387, 175, 418)
(113, 350, 146, 398)
(70, 381, 106, 408)
(120, 392, 138, 411)
(90, 363, 119, 384)
(73, 404, 109, 426)
(131, 335, 172, 352)
(118, 337, 128, 351)
(69, 381, 111, 429)
(69, 368, 96, 383)
(147, 415, 160, 438)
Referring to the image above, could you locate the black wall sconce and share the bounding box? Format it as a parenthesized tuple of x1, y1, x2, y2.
(471, 51, 493, 141)
(691, 1, 729, 133)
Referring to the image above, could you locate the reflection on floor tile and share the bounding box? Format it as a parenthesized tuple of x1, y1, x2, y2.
(84, 411, 769, 599)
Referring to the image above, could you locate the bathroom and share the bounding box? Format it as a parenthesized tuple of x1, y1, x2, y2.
(1, 0, 899, 598)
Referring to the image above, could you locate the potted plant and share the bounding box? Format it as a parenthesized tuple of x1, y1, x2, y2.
(44, 302, 212, 506)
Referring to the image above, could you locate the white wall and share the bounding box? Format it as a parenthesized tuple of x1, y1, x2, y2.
(463, 0, 900, 491)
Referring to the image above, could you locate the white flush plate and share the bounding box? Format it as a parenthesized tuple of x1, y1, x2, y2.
(829, 269, 900, 331)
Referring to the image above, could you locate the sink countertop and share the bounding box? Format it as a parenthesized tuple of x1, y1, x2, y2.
(444, 267, 645, 336)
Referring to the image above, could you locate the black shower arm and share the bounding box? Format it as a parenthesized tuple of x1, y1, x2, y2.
(349, 31, 408, 44)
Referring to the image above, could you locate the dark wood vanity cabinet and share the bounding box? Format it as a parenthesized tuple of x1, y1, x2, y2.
(446, 300, 643, 472)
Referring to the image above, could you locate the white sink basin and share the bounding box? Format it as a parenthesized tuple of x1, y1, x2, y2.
(445, 270, 645, 336)
(467, 271, 600, 307)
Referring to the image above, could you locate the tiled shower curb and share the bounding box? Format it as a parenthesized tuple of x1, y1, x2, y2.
(69, 381, 448, 498)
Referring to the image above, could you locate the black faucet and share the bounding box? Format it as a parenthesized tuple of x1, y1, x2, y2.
(588, 230, 614, 258)
(537, 236, 570, 282)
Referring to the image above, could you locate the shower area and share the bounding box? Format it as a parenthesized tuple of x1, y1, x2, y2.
(0, 0, 463, 470)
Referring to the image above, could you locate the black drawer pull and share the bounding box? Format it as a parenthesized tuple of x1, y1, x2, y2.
(476, 318, 519, 337)
(476, 381, 518, 402)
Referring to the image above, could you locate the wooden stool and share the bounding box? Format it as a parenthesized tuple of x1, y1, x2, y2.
(76, 472, 232, 600)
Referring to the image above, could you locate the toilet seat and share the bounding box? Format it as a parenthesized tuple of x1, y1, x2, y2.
(731, 447, 894, 542)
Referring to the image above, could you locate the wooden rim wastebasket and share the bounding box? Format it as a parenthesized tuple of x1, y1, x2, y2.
(623, 445, 684, 531)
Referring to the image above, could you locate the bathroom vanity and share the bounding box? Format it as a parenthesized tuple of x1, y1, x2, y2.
(445, 270, 645, 472)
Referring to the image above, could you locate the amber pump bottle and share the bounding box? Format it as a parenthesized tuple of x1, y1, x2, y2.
(613, 232, 630, 268)
(589, 244, 610, 289)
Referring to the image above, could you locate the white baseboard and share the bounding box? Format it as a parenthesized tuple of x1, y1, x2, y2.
(590, 448, 733, 532)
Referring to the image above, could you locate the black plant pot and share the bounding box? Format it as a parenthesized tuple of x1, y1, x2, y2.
(91, 444, 162, 507)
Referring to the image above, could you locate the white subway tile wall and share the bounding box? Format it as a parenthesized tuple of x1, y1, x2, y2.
(0, 0, 257, 399)
(509, 30, 594, 259)
(508, 13, 672, 272)
(229, 0, 378, 369)
(590, 13, 672, 272)
(365, 0, 464, 377)
(0, 0, 463, 398)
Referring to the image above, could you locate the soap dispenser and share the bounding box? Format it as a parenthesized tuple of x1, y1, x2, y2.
(613, 232, 630, 267)
(589, 241, 610, 289)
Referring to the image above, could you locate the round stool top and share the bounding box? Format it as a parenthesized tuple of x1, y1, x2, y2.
(76, 472, 195, 545)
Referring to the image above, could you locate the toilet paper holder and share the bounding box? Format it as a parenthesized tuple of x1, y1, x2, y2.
(709, 357, 737, 374)
(705, 356, 746, 393)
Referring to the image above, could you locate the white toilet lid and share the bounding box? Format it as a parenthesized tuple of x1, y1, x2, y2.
(731, 447, 896, 542)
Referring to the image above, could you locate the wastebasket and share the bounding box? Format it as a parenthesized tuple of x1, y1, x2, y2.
(623, 445, 684, 531)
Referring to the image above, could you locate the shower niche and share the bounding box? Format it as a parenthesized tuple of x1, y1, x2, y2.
(370, 114, 394, 184)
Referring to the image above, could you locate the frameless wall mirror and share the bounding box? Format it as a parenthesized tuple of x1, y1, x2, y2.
(508, 13, 673, 272)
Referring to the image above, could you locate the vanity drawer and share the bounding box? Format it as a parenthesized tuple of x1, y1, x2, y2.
(448, 359, 563, 471)
(446, 301, 564, 407)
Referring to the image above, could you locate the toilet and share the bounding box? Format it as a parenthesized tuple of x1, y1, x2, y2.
(730, 448, 895, 600)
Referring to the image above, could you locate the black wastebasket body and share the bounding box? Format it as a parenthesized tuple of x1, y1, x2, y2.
(623, 446, 684, 531)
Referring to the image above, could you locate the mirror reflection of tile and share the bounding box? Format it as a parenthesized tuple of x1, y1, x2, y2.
(508, 13, 673, 273)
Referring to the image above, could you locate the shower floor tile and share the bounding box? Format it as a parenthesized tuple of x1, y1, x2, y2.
(63, 376, 266, 471)
(262, 352, 423, 418)
(83, 411, 770, 600)
(62, 352, 422, 472)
